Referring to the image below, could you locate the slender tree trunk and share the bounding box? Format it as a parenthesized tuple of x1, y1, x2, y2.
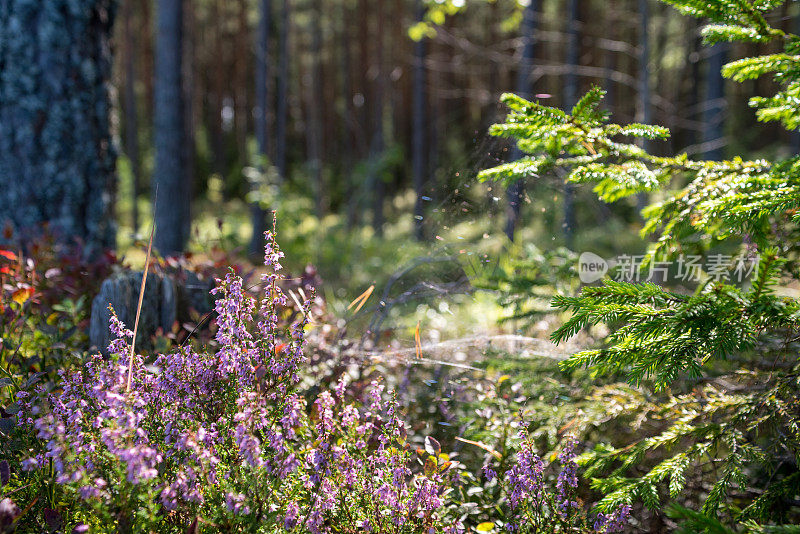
(371, 0, 386, 236)
(153, 0, 188, 255)
(142, 0, 155, 132)
(235, 0, 250, 160)
(428, 35, 440, 210)
(704, 43, 728, 160)
(636, 0, 651, 212)
(604, 0, 617, 114)
(341, 0, 358, 229)
(182, 0, 196, 244)
(0, 0, 117, 256)
(123, 0, 142, 234)
(412, 0, 427, 241)
(210, 0, 227, 192)
(638, 0, 652, 131)
(250, 0, 272, 256)
(686, 19, 702, 149)
(357, 0, 370, 158)
(307, 0, 325, 218)
(563, 0, 580, 248)
(504, 0, 538, 241)
(276, 0, 290, 181)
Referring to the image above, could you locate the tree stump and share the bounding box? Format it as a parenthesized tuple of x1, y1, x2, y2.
(89, 271, 215, 354)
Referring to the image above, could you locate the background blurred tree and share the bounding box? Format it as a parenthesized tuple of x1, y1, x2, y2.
(153, 0, 189, 255)
(504, 0, 538, 242)
(0, 0, 117, 256)
(105, 0, 800, 252)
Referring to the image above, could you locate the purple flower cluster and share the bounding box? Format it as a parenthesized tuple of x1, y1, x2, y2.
(282, 380, 459, 533)
(19, 230, 311, 514)
(495, 433, 632, 533)
(506, 438, 545, 511)
(593, 505, 632, 533)
(555, 437, 580, 516)
(18, 226, 459, 532)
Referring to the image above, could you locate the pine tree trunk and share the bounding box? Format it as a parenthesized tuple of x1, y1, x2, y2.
(341, 0, 357, 229)
(704, 43, 728, 160)
(563, 0, 580, 248)
(604, 0, 617, 114)
(153, 0, 188, 256)
(250, 0, 271, 256)
(412, 0, 427, 241)
(371, 0, 386, 237)
(123, 0, 142, 234)
(276, 0, 290, 181)
(210, 0, 226, 195)
(0, 0, 117, 256)
(686, 19, 702, 150)
(636, 0, 652, 212)
(504, 0, 538, 241)
(234, 0, 250, 160)
(182, 0, 196, 244)
(307, 0, 325, 218)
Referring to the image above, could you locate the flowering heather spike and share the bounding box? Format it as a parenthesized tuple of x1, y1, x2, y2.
(20, 222, 460, 532)
(555, 436, 580, 516)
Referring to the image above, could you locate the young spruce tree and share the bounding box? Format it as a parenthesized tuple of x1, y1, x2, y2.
(480, 0, 800, 531)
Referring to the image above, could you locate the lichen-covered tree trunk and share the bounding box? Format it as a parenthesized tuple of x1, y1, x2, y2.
(0, 0, 117, 255)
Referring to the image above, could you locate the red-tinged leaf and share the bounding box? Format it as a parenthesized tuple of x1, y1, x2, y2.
(425, 436, 441, 456)
(0, 250, 16, 261)
(11, 287, 33, 305)
(424, 456, 437, 476)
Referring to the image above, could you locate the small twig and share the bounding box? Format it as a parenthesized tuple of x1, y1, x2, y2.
(126, 210, 156, 392)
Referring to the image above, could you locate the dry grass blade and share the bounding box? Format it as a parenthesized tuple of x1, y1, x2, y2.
(288, 289, 313, 322)
(455, 437, 502, 460)
(347, 284, 374, 314)
(126, 218, 156, 392)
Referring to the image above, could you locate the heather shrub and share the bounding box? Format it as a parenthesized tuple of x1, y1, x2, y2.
(480, 434, 630, 534)
(14, 230, 462, 532)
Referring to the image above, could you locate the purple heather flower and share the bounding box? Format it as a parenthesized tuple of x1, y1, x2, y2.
(482, 464, 496, 481)
(594, 504, 632, 533)
(283, 501, 299, 529)
(506, 443, 545, 511)
(226, 493, 251, 515)
(556, 437, 580, 516)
